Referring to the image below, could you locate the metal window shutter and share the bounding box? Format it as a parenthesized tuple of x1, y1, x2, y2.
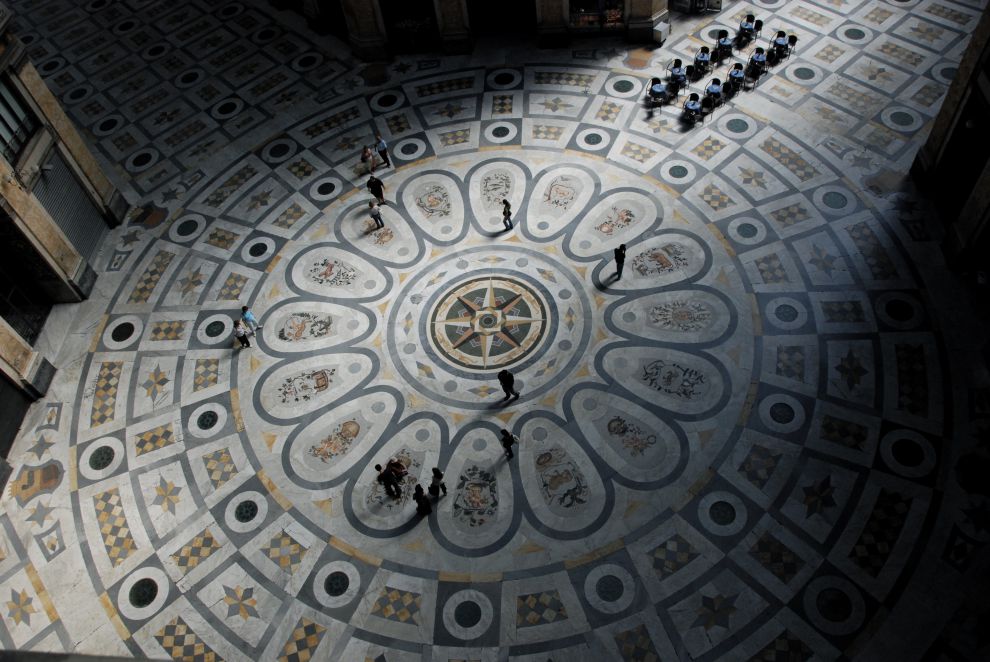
(31, 150, 108, 262)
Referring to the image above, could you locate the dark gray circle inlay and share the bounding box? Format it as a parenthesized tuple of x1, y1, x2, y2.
(197, 411, 218, 430)
(596, 575, 625, 602)
(111, 322, 135, 342)
(775, 304, 799, 323)
(234, 500, 258, 522)
(89, 446, 115, 470)
(454, 600, 482, 628)
(709, 500, 736, 525)
(324, 571, 349, 596)
(817, 587, 853, 622)
(205, 321, 226, 337)
(770, 402, 795, 424)
(128, 578, 158, 608)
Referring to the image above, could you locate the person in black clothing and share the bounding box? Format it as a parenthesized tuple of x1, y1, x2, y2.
(367, 175, 385, 205)
(614, 244, 626, 279)
(502, 199, 513, 230)
(375, 463, 401, 498)
(499, 429, 518, 459)
(497, 369, 519, 400)
(414, 484, 432, 516)
(428, 467, 447, 497)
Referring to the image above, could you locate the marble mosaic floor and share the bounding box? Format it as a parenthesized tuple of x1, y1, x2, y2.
(2, 0, 990, 659)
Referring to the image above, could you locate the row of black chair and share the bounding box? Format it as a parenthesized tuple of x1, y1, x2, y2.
(643, 14, 799, 126)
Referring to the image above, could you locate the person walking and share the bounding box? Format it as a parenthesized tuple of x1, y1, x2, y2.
(414, 484, 432, 516)
(369, 201, 385, 229)
(502, 199, 513, 230)
(367, 175, 386, 205)
(241, 305, 261, 333)
(428, 467, 447, 497)
(375, 463, 401, 499)
(499, 429, 519, 459)
(614, 244, 626, 280)
(375, 133, 391, 169)
(233, 320, 251, 348)
(497, 369, 520, 400)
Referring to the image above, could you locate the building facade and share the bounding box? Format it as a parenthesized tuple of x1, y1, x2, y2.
(279, 0, 670, 56)
(0, 4, 127, 458)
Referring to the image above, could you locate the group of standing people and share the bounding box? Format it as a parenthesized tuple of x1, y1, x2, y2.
(361, 133, 391, 174)
(233, 305, 261, 348)
(376, 460, 448, 517)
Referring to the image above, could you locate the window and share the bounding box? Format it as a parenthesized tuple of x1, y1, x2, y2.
(570, 0, 624, 29)
(0, 77, 39, 164)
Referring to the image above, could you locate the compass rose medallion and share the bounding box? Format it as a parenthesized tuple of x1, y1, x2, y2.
(430, 276, 549, 369)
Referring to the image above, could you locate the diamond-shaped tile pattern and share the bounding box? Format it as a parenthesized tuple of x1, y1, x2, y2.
(755, 253, 790, 284)
(204, 164, 258, 208)
(415, 77, 474, 98)
(846, 222, 898, 280)
(692, 137, 726, 161)
(277, 617, 326, 662)
(700, 183, 735, 211)
(302, 106, 360, 139)
(94, 488, 136, 567)
(532, 124, 563, 140)
(739, 444, 781, 490)
(535, 71, 594, 87)
(439, 128, 470, 146)
(492, 95, 513, 114)
(750, 532, 804, 583)
(849, 489, 911, 577)
(760, 138, 820, 182)
(370, 586, 422, 624)
(128, 250, 176, 303)
(516, 589, 568, 627)
(894, 343, 928, 416)
(621, 141, 656, 163)
(193, 358, 219, 391)
(149, 320, 187, 341)
(90, 361, 123, 427)
(651, 533, 699, 578)
(820, 414, 868, 450)
(770, 204, 810, 228)
(135, 423, 176, 456)
(751, 630, 814, 662)
(287, 159, 315, 180)
(171, 527, 222, 574)
(821, 300, 865, 323)
(776, 346, 805, 380)
(155, 616, 221, 662)
(217, 273, 249, 301)
(206, 228, 240, 250)
(614, 623, 661, 661)
(263, 530, 306, 574)
(203, 448, 237, 489)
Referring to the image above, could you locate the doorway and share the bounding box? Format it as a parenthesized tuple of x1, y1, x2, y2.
(466, 0, 537, 36)
(379, 0, 440, 53)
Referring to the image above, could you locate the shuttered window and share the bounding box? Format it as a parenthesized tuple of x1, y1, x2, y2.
(0, 77, 38, 164)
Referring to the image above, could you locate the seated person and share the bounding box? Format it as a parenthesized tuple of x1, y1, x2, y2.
(717, 30, 733, 58)
(738, 14, 756, 39)
(650, 80, 667, 99)
(684, 95, 702, 116)
(727, 62, 745, 91)
(749, 47, 767, 75)
(773, 31, 789, 59)
(695, 46, 711, 70)
(669, 59, 687, 87)
(648, 77, 667, 104)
